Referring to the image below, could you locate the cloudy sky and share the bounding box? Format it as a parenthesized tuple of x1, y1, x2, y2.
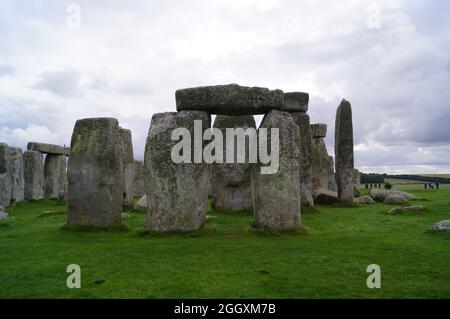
(0, 0, 449, 174)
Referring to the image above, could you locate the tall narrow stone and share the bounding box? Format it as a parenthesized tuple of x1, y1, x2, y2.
(24, 150, 44, 200)
(8, 147, 24, 203)
(290, 112, 314, 208)
(328, 156, 337, 192)
(119, 128, 135, 206)
(211, 115, 256, 212)
(353, 169, 361, 197)
(311, 124, 335, 195)
(67, 118, 123, 227)
(0, 144, 12, 207)
(132, 160, 145, 197)
(44, 155, 67, 199)
(251, 110, 301, 231)
(144, 111, 210, 232)
(335, 99, 354, 204)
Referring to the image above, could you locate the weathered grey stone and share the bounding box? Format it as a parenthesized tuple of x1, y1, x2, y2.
(388, 205, 426, 215)
(370, 189, 416, 202)
(284, 92, 309, 113)
(314, 188, 338, 205)
(119, 128, 135, 206)
(134, 195, 147, 212)
(211, 115, 255, 212)
(384, 194, 407, 205)
(311, 124, 327, 138)
(0, 144, 12, 207)
(335, 99, 354, 204)
(176, 84, 286, 115)
(251, 110, 301, 231)
(290, 112, 314, 208)
(144, 111, 210, 232)
(67, 118, 124, 227)
(432, 220, 450, 232)
(328, 156, 337, 192)
(44, 155, 67, 199)
(8, 147, 24, 203)
(0, 210, 9, 222)
(354, 195, 376, 204)
(24, 151, 44, 200)
(353, 169, 361, 197)
(311, 135, 333, 193)
(133, 160, 145, 197)
(27, 142, 70, 156)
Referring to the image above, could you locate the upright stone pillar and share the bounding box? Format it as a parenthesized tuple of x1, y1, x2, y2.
(353, 169, 361, 197)
(0, 144, 12, 207)
(119, 128, 135, 206)
(44, 155, 67, 199)
(67, 118, 123, 227)
(311, 124, 335, 194)
(251, 110, 301, 231)
(328, 156, 337, 192)
(144, 111, 210, 232)
(335, 99, 354, 204)
(24, 150, 44, 200)
(211, 115, 255, 212)
(132, 160, 145, 197)
(8, 147, 24, 203)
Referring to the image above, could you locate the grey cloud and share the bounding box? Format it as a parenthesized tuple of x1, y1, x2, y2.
(34, 70, 83, 97)
(0, 65, 14, 76)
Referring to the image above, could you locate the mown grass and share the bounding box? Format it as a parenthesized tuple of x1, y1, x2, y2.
(0, 185, 449, 299)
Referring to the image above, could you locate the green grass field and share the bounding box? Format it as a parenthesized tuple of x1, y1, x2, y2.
(1, 185, 449, 299)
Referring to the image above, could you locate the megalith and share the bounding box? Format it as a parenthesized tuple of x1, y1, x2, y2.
(24, 150, 44, 200)
(119, 128, 135, 206)
(0, 144, 12, 207)
(144, 111, 210, 232)
(290, 111, 314, 208)
(132, 160, 145, 197)
(353, 169, 361, 197)
(67, 118, 123, 227)
(311, 124, 335, 195)
(210, 115, 256, 212)
(251, 110, 301, 231)
(44, 155, 67, 199)
(8, 147, 24, 203)
(335, 99, 354, 204)
(328, 156, 337, 192)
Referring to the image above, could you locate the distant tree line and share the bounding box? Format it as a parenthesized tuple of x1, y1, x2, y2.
(386, 175, 450, 184)
(360, 173, 385, 184)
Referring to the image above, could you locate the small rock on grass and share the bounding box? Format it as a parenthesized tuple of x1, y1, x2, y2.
(388, 205, 426, 215)
(432, 220, 450, 232)
(0, 211, 9, 221)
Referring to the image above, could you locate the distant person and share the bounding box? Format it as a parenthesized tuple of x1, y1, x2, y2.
(365, 184, 369, 189)
(436, 183, 440, 190)
(424, 183, 428, 190)
(429, 183, 434, 190)
(370, 184, 373, 189)
(378, 184, 381, 188)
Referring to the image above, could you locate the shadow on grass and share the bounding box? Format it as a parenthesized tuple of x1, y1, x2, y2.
(247, 224, 312, 237)
(60, 223, 129, 232)
(137, 222, 218, 238)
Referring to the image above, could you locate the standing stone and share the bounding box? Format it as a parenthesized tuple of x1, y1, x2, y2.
(24, 151, 44, 200)
(132, 160, 145, 197)
(311, 124, 335, 195)
(328, 156, 337, 192)
(211, 115, 256, 212)
(251, 110, 301, 231)
(8, 147, 24, 203)
(290, 112, 314, 208)
(0, 144, 12, 207)
(353, 169, 361, 197)
(119, 128, 135, 206)
(44, 155, 67, 199)
(67, 118, 123, 227)
(144, 111, 210, 232)
(335, 99, 354, 204)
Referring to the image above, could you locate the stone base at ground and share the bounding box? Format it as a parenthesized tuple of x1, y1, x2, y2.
(314, 188, 338, 205)
(354, 195, 376, 204)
